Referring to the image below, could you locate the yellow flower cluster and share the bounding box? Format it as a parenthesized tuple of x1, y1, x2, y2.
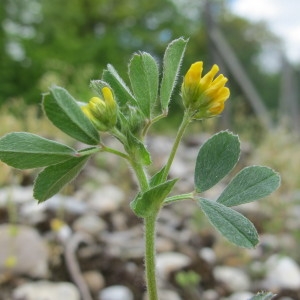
(181, 61, 230, 119)
(81, 87, 117, 131)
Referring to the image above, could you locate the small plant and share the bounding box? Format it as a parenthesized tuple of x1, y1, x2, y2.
(0, 38, 280, 299)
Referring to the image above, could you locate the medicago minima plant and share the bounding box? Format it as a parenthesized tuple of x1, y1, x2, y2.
(0, 38, 280, 300)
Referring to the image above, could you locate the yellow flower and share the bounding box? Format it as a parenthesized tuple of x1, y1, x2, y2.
(81, 87, 117, 131)
(181, 61, 230, 119)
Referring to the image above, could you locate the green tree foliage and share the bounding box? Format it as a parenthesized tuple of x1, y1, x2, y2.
(0, 0, 282, 115)
(0, 0, 191, 105)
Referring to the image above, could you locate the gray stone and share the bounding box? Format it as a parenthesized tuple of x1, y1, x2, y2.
(99, 285, 133, 300)
(88, 185, 125, 214)
(110, 211, 128, 231)
(227, 291, 254, 300)
(156, 252, 191, 279)
(44, 194, 88, 215)
(0, 186, 34, 206)
(158, 290, 182, 300)
(202, 289, 219, 300)
(199, 247, 216, 265)
(13, 280, 80, 300)
(0, 224, 48, 277)
(101, 228, 144, 259)
(263, 254, 300, 290)
(213, 266, 251, 292)
(19, 201, 47, 225)
(156, 237, 175, 253)
(73, 214, 107, 236)
(83, 270, 105, 293)
(53, 222, 73, 243)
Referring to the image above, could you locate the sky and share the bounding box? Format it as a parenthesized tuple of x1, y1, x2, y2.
(229, 0, 300, 64)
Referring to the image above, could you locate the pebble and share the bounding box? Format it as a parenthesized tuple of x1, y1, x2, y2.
(0, 186, 34, 206)
(0, 224, 48, 278)
(263, 254, 300, 290)
(226, 291, 254, 300)
(13, 280, 80, 300)
(73, 214, 107, 236)
(19, 200, 47, 225)
(53, 221, 72, 242)
(156, 237, 175, 253)
(99, 285, 133, 300)
(44, 194, 88, 215)
(101, 227, 144, 259)
(156, 252, 192, 279)
(110, 211, 128, 230)
(199, 247, 216, 265)
(83, 270, 106, 293)
(87, 185, 125, 215)
(202, 289, 219, 300)
(213, 266, 251, 292)
(158, 289, 182, 300)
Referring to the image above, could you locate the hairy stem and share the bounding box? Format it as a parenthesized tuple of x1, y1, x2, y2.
(128, 112, 191, 299)
(130, 160, 149, 192)
(163, 192, 194, 205)
(130, 157, 159, 299)
(144, 214, 159, 300)
(162, 111, 191, 181)
(100, 144, 129, 160)
(142, 112, 167, 138)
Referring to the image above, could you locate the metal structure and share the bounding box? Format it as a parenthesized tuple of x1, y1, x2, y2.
(204, 1, 274, 130)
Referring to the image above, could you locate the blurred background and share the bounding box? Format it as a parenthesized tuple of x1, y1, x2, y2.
(1, 0, 300, 299)
(1, 0, 299, 129)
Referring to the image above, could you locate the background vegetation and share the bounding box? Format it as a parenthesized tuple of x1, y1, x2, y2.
(0, 0, 284, 112)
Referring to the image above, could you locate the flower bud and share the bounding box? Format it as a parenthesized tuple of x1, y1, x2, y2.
(181, 61, 230, 119)
(81, 87, 117, 131)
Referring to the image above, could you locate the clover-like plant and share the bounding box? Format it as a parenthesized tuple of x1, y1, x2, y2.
(0, 38, 280, 300)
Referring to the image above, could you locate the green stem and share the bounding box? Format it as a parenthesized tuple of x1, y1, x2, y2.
(130, 158, 158, 300)
(130, 160, 149, 192)
(163, 192, 194, 205)
(142, 113, 167, 138)
(78, 147, 101, 156)
(126, 112, 192, 300)
(144, 214, 159, 300)
(110, 127, 127, 144)
(100, 144, 129, 160)
(162, 111, 191, 181)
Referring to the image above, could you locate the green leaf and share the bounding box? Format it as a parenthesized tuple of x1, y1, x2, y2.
(197, 198, 259, 248)
(149, 166, 167, 187)
(249, 292, 276, 300)
(160, 37, 188, 111)
(130, 179, 177, 217)
(217, 166, 280, 207)
(89, 80, 110, 97)
(0, 132, 77, 169)
(129, 52, 159, 117)
(101, 64, 137, 107)
(194, 131, 240, 193)
(34, 155, 90, 203)
(125, 132, 151, 166)
(43, 86, 100, 145)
